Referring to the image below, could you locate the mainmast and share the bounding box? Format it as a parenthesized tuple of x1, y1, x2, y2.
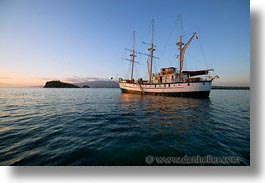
(148, 17, 155, 83)
(130, 30, 136, 80)
(176, 16, 198, 80)
(176, 16, 183, 77)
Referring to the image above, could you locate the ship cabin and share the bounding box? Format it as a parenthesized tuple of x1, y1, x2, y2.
(152, 67, 178, 83)
(152, 67, 214, 83)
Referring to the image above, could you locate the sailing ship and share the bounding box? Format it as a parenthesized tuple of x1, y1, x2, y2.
(119, 18, 219, 98)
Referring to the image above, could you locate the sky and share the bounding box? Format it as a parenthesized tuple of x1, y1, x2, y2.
(0, 0, 250, 87)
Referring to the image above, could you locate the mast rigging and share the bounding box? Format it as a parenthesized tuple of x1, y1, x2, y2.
(176, 16, 198, 80)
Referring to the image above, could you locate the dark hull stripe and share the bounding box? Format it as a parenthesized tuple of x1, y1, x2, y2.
(120, 88, 210, 98)
(120, 81, 212, 85)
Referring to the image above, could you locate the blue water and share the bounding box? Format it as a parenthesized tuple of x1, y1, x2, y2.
(0, 88, 250, 165)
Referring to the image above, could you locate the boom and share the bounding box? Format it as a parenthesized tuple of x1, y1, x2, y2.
(177, 32, 198, 77)
(183, 32, 198, 53)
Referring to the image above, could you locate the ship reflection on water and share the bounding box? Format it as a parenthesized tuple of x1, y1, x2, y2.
(117, 91, 249, 166)
(0, 89, 249, 165)
(118, 93, 212, 134)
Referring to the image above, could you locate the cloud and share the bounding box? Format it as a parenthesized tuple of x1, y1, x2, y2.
(0, 76, 10, 79)
(0, 72, 112, 87)
(0, 73, 43, 87)
(63, 77, 110, 83)
(37, 76, 111, 83)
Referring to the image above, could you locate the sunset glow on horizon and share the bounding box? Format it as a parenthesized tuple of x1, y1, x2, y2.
(0, 0, 250, 87)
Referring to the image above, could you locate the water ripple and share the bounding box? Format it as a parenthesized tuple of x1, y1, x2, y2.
(0, 88, 250, 165)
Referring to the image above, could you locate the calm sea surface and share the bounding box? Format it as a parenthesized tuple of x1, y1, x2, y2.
(0, 88, 250, 165)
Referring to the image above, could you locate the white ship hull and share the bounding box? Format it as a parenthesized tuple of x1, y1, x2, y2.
(119, 81, 212, 98)
(119, 19, 218, 98)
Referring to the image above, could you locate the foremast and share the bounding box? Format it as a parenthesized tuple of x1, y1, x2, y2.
(124, 31, 138, 81)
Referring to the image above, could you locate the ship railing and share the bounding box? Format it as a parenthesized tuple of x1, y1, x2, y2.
(119, 78, 125, 82)
(185, 76, 213, 82)
(199, 76, 214, 81)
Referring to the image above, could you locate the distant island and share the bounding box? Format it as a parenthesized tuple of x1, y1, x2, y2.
(74, 80, 119, 88)
(43, 80, 249, 90)
(44, 80, 80, 88)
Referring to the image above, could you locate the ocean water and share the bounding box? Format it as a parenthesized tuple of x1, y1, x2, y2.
(0, 88, 250, 166)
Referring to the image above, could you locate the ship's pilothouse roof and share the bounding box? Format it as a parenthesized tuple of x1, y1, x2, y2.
(182, 69, 214, 77)
(160, 67, 177, 70)
(120, 17, 218, 83)
(156, 67, 213, 76)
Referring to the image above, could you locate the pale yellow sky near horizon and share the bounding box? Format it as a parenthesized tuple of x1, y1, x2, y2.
(0, 72, 45, 87)
(0, 71, 250, 87)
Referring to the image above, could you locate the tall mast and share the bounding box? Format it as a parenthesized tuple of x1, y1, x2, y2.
(130, 30, 136, 80)
(177, 15, 184, 77)
(176, 16, 198, 80)
(148, 17, 155, 83)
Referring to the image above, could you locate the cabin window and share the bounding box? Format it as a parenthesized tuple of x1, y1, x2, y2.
(164, 84, 166, 87)
(155, 85, 156, 88)
(187, 83, 190, 86)
(168, 84, 170, 87)
(203, 82, 205, 85)
(209, 82, 211, 85)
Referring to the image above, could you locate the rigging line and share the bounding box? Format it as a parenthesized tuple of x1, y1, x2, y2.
(146, 57, 150, 78)
(185, 50, 192, 70)
(160, 18, 178, 60)
(153, 59, 157, 74)
(197, 39, 209, 68)
(122, 58, 130, 79)
(140, 19, 154, 49)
